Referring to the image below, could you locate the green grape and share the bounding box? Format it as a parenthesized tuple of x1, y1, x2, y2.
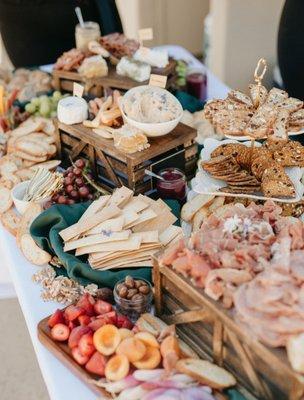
(39, 102, 51, 117)
(52, 91, 62, 101)
(39, 95, 48, 102)
(25, 103, 36, 113)
(31, 97, 40, 107)
(34, 111, 40, 116)
(50, 111, 57, 118)
(177, 77, 186, 86)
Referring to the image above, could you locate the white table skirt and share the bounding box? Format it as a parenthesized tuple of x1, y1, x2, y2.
(0, 46, 229, 400)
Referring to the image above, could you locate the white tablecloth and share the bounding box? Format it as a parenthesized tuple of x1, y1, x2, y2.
(1, 46, 229, 400)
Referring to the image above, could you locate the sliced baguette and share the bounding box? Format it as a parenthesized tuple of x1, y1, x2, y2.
(16, 203, 42, 246)
(20, 233, 51, 265)
(176, 358, 236, 389)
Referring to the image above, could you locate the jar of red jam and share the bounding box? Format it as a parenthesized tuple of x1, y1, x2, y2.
(156, 168, 187, 202)
(186, 68, 207, 101)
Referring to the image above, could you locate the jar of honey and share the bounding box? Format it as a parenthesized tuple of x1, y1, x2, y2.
(75, 22, 100, 52)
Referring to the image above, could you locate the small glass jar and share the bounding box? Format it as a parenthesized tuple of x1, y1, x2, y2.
(114, 278, 153, 323)
(186, 68, 207, 101)
(75, 22, 101, 52)
(156, 167, 187, 202)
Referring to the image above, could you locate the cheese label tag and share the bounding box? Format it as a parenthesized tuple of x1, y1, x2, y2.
(149, 74, 167, 88)
(73, 82, 84, 98)
(138, 28, 153, 42)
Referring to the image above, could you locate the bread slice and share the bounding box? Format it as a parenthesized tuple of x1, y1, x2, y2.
(16, 203, 42, 246)
(181, 194, 215, 222)
(176, 358, 236, 389)
(1, 209, 21, 236)
(20, 233, 51, 265)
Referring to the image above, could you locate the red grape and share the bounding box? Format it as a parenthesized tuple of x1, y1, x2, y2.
(73, 168, 82, 177)
(67, 166, 73, 173)
(67, 172, 75, 180)
(75, 159, 85, 169)
(65, 184, 74, 194)
(75, 178, 84, 187)
(58, 195, 67, 204)
(52, 193, 59, 202)
(64, 176, 73, 186)
(87, 193, 94, 200)
(67, 199, 75, 205)
(79, 186, 89, 198)
(44, 201, 53, 209)
(70, 190, 79, 200)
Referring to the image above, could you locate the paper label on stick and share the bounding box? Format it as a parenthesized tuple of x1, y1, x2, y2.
(149, 74, 167, 88)
(138, 28, 153, 42)
(73, 82, 84, 98)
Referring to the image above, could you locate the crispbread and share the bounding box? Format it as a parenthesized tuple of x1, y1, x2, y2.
(64, 230, 131, 252)
(29, 160, 61, 171)
(85, 216, 125, 235)
(15, 138, 48, 157)
(176, 359, 236, 389)
(10, 120, 44, 138)
(181, 194, 215, 222)
(249, 83, 268, 108)
(14, 151, 47, 163)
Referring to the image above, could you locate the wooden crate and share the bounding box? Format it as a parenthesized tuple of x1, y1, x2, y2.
(56, 120, 198, 195)
(52, 60, 177, 95)
(153, 259, 304, 400)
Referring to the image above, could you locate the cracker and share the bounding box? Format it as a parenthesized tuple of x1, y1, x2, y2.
(1, 209, 21, 236)
(0, 187, 13, 213)
(20, 233, 51, 265)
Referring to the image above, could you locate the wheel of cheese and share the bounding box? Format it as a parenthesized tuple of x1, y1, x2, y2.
(57, 96, 88, 125)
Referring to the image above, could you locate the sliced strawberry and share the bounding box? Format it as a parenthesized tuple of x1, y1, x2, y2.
(94, 300, 112, 315)
(88, 318, 108, 331)
(71, 346, 90, 365)
(68, 320, 77, 331)
(78, 315, 91, 326)
(116, 314, 133, 329)
(76, 293, 96, 316)
(78, 332, 95, 357)
(97, 311, 117, 325)
(85, 351, 107, 376)
(64, 305, 85, 322)
(51, 323, 70, 342)
(48, 309, 65, 328)
(68, 326, 92, 348)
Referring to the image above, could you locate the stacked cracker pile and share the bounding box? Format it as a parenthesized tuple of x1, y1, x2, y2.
(0, 116, 60, 190)
(59, 186, 182, 270)
(204, 86, 304, 138)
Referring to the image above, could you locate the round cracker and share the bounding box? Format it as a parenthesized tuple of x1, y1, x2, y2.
(0, 187, 13, 213)
(20, 233, 51, 265)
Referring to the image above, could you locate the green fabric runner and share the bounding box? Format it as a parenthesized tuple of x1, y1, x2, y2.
(30, 199, 180, 289)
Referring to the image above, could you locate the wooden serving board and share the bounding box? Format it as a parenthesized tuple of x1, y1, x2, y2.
(37, 316, 111, 398)
(52, 59, 177, 94)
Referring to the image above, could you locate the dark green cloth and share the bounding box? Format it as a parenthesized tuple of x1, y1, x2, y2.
(174, 90, 205, 113)
(30, 199, 180, 289)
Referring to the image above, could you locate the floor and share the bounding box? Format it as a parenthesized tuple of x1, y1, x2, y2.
(0, 298, 49, 400)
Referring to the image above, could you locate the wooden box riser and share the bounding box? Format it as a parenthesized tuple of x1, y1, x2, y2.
(59, 130, 198, 194)
(153, 262, 304, 400)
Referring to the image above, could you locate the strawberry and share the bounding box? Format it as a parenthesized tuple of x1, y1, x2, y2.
(88, 318, 108, 331)
(94, 300, 112, 315)
(64, 305, 85, 322)
(78, 315, 91, 326)
(51, 323, 70, 341)
(76, 293, 95, 316)
(68, 326, 92, 348)
(78, 332, 95, 357)
(116, 314, 133, 329)
(48, 309, 65, 328)
(85, 352, 107, 376)
(97, 311, 117, 325)
(68, 321, 77, 331)
(71, 346, 90, 365)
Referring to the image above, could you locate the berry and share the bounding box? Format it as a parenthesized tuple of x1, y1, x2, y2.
(75, 159, 85, 169)
(51, 323, 70, 341)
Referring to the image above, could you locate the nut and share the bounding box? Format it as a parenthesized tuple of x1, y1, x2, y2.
(127, 288, 138, 299)
(118, 285, 128, 298)
(125, 275, 135, 288)
(116, 283, 124, 292)
(139, 285, 150, 295)
(135, 280, 145, 289)
(132, 293, 145, 302)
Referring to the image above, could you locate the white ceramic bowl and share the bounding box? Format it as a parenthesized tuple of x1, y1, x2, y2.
(11, 180, 51, 215)
(119, 85, 183, 137)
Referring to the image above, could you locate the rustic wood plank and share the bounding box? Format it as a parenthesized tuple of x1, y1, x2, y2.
(70, 141, 87, 159)
(95, 148, 121, 187)
(164, 309, 211, 325)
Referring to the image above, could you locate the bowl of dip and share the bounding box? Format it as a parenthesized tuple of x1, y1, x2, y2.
(119, 85, 183, 137)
